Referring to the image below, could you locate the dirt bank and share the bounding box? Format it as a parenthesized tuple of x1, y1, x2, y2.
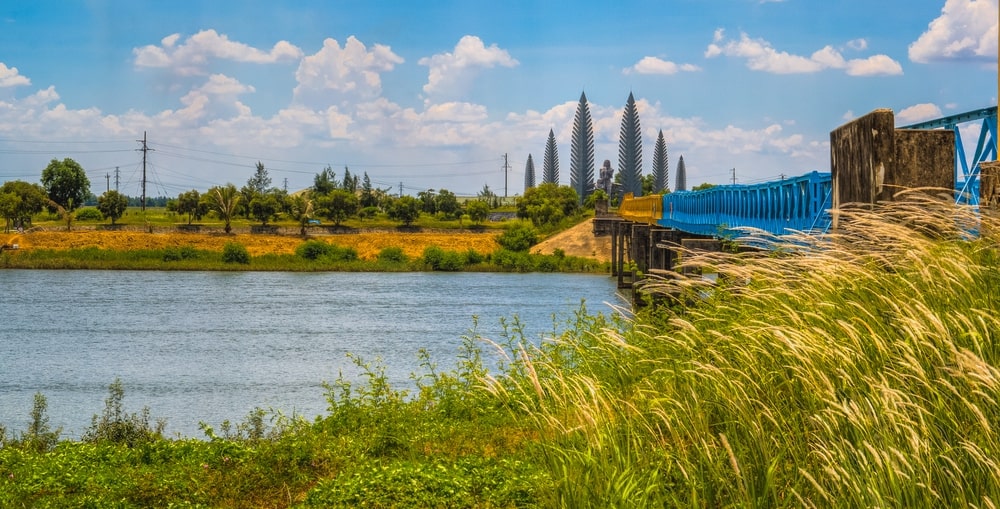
(531, 219, 611, 263)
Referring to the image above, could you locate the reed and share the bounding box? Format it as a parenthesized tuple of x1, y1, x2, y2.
(488, 196, 1000, 507)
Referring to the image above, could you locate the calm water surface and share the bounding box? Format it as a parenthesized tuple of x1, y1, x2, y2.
(0, 270, 622, 437)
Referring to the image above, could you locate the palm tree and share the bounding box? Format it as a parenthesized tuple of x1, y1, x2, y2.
(289, 194, 315, 237)
(209, 184, 241, 234)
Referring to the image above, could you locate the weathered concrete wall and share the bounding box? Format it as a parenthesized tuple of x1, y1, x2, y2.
(892, 129, 955, 199)
(831, 109, 958, 212)
(830, 109, 895, 208)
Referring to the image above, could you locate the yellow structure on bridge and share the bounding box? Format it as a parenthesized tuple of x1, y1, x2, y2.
(616, 193, 662, 224)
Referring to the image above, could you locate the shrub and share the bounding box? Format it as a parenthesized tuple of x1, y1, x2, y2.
(491, 248, 535, 272)
(221, 242, 251, 264)
(75, 207, 103, 221)
(496, 221, 538, 252)
(296, 239, 333, 260)
(422, 245, 465, 271)
(327, 244, 359, 262)
(422, 245, 445, 269)
(465, 248, 485, 265)
(163, 245, 200, 262)
(377, 246, 408, 264)
(82, 379, 163, 447)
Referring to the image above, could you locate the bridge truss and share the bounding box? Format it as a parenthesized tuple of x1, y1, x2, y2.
(618, 106, 998, 238)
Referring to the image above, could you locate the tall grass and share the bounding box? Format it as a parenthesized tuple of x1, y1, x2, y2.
(487, 195, 1000, 507)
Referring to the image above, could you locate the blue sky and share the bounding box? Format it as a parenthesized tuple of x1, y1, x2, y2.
(0, 0, 996, 197)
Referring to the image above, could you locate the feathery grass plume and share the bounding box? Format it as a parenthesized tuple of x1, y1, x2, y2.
(487, 195, 1000, 506)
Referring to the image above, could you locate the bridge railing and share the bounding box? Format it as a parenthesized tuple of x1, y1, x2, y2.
(622, 171, 833, 237)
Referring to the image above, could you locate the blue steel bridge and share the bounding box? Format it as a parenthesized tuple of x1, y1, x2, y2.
(616, 106, 997, 240)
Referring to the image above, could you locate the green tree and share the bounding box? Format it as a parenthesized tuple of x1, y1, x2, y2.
(174, 189, 206, 225)
(317, 189, 359, 226)
(207, 184, 241, 234)
(97, 190, 128, 225)
(360, 172, 378, 208)
(692, 182, 717, 191)
(341, 166, 359, 193)
(249, 190, 283, 226)
(478, 184, 498, 208)
(435, 189, 460, 219)
(466, 200, 490, 225)
(497, 221, 539, 251)
(386, 195, 421, 226)
(313, 166, 336, 195)
(41, 158, 90, 212)
(417, 189, 437, 214)
(247, 161, 272, 195)
(0, 180, 47, 232)
(516, 182, 579, 227)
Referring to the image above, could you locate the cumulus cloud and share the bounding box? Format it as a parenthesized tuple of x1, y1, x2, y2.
(293, 36, 404, 107)
(909, 0, 998, 63)
(896, 103, 943, 123)
(706, 31, 903, 76)
(0, 62, 30, 87)
(624, 56, 701, 75)
(419, 35, 518, 97)
(133, 29, 303, 75)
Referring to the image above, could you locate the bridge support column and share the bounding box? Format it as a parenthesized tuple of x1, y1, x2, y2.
(830, 109, 955, 227)
(631, 224, 651, 274)
(982, 161, 1000, 209)
(649, 228, 680, 272)
(678, 239, 723, 275)
(611, 219, 634, 288)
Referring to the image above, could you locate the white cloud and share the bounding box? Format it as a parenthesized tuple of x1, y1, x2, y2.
(133, 29, 303, 75)
(0, 62, 30, 87)
(909, 0, 998, 63)
(418, 35, 518, 97)
(625, 56, 701, 75)
(846, 54, 904, 76)
(896, 103, 943, 123)
(847, 38, 868, 51)
(706, 31, 903, 76)
(293, 36, 404, 107)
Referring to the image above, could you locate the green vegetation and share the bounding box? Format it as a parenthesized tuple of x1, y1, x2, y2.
(1, 198, 998, 507)
(0, 240, 606, 273)
(221, 242, 251, 264)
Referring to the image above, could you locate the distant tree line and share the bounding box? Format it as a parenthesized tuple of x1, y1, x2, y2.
(1, 157, 603, 234)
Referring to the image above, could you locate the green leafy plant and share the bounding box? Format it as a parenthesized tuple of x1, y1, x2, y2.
(82, 379, 164, 447)
(221, 242, 251, 264)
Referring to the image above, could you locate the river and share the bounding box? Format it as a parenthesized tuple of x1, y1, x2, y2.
(0, 270, 623, 438)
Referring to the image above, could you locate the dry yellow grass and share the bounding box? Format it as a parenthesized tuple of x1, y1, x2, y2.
(4, 230, 501, 260)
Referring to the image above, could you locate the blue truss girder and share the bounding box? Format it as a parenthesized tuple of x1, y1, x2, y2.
(900, 106, 997, 205)
(657, 171, 832, 237)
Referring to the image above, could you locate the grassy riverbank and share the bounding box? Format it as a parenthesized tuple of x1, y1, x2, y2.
(2, 198, 999, 507)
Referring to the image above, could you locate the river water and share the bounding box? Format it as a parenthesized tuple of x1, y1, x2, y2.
(0, 270, 623, 438)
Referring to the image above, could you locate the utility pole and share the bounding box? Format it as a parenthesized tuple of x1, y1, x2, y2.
(136, 131, 152, 212)
(502, 153, 510, 198)
(731, 167, 737, 185)
(114, 167, 120, 192)
(399, 182, 403, 198)
(105, 173, 110, 193)
(283, 178, 288, 192)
